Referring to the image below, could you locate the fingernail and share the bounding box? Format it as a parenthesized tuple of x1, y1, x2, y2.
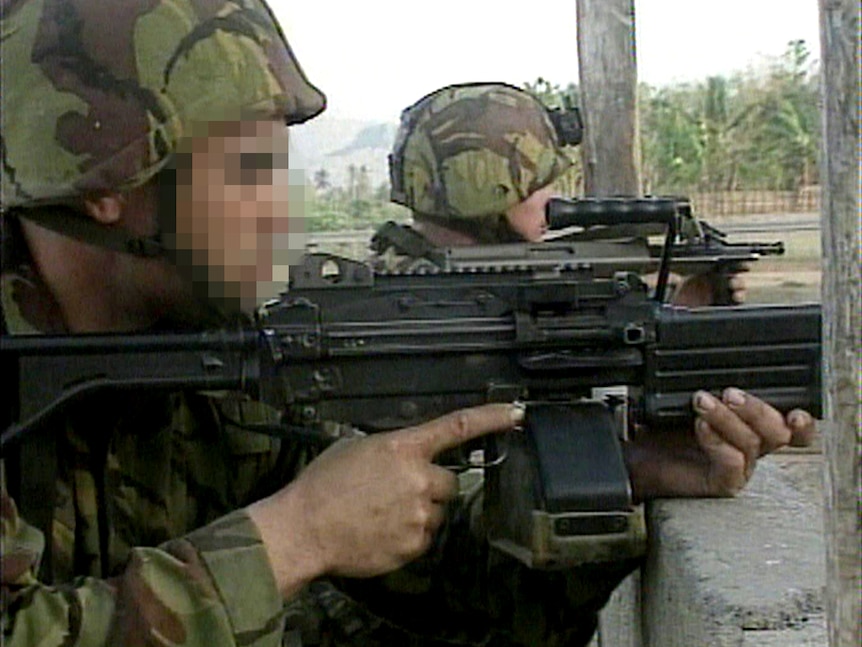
(723, 388, 746, 407)
(510, 401, 526, 425)
(787, 410, 804, 428)
(695, 391, 716, 411)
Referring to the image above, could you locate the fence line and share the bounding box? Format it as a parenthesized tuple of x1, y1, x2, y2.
(683, 187, 821, 217)
(305, 188, 823, 258)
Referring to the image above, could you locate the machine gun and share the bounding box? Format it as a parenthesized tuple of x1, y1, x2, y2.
(1, 197, 821, 570)
(546, 196, 785, 304)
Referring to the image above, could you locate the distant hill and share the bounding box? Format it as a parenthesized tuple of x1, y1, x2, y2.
(329, 122, 398, 157)
(290, 114, 397, 189)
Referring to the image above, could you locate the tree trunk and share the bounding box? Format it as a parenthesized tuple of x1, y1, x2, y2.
(577, 4, 643, 645)
(818, 1, 862, 645)
(576, 0, 641, 195)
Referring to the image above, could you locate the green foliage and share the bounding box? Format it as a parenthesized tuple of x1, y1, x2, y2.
(304, 41, 821, 231)
(305, 178, 410, 232)
(640, 40, 820, 194)
(737, 40, 820, 190)
(304, 161, 411, 231)
(523, 77, 579, 111)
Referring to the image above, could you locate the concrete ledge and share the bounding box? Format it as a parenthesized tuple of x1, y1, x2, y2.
(641, 455, 827, 647)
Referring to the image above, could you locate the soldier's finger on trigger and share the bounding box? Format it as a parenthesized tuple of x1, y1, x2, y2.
(413, 403, 523, 459)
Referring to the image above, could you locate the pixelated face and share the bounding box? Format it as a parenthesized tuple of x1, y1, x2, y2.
(172, 119, 304, 313)
(504, 185, 555, 242)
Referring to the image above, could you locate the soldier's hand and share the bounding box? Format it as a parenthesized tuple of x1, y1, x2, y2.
(247, 402, 523, 598)
(670, 264, 749, 307)
(625, 388, 816, 500)
(689, 388, 816, 493)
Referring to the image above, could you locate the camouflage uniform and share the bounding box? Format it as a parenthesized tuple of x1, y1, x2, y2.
(1, 245, 314, 646)
(1, 6, 627, 646)
(389, 83, 572, 223)
(1, 255, 629, 647)
(383, 82, 573, 249)
(0, 1, 318, 644)
(369, 83, 645, 644)
(374, 82, 572, 267)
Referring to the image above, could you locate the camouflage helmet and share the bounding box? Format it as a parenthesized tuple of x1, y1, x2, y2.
(0, 0, 326, 212)
(389, 83, 573, 220)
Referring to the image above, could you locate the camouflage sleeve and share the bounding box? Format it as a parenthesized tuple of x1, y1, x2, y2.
(335, 477, 641, 646)
(2, 487, 284, 647)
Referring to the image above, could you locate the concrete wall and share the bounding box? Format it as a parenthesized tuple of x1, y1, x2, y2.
(591, 452, 827, 646)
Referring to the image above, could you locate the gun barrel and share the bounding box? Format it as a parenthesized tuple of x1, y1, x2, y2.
(643, 303, 822, 427)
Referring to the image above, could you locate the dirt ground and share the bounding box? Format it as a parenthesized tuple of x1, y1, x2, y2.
(726, 227, 822, 305)
(744, 268, 821, 304)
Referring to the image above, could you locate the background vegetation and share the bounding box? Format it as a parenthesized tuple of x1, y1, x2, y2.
(305, 40, 820, 232)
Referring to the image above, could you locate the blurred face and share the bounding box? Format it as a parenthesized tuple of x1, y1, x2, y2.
(504, 185, 556, 242)
(173, 119, 299, 313)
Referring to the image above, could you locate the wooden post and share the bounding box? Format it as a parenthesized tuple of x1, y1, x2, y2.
(818, 1, 862, 645)
(576, 0, 641, 195)
(577, 3, 643, 645)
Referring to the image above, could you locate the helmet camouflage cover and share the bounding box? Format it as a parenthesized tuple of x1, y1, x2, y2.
(0, 0, 326, 209)
(389, 82, 573, 220)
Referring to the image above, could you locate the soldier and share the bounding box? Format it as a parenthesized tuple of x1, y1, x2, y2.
(379, 82, 747, 306)
(0, 3, 522, 645)
(0, 8, 815, 646)
(381, 83, 814, 498)
(363, 82, 819, 645)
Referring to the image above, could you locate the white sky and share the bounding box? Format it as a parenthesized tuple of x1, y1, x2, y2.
(272, 0, 820, 121)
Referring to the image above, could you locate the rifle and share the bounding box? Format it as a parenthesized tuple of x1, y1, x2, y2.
(1, 197, 822, 570)
(546, 196, 785, 304)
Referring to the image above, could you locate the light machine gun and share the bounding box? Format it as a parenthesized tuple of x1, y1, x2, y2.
(1, 197, 821, 571)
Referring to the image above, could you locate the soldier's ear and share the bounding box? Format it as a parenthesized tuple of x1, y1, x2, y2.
(82, 194, 125, 225)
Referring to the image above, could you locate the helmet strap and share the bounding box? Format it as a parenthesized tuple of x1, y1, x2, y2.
(11, 164, 180, 260)
(13, 205, 165, 258)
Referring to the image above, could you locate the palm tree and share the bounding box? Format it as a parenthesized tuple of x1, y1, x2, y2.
(313, 168, 331, 192)
(744, 40, 820, 191)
